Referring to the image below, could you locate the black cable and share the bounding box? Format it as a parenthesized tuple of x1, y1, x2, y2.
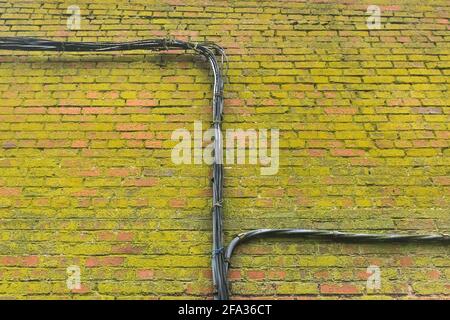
(0, 36, 229, 300)
(223, 228, 450, 299)
(1, 37, 448, 301)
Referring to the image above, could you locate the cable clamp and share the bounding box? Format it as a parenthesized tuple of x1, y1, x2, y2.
(237, 232, 246, 239)
(212, 247, 224, 256)
(161, 38, 169, 51)
(188, 42, 199, 51)
(213, 201, 223, 208)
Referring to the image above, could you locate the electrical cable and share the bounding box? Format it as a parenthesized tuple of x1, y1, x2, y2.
(1, 37, 448, 301)
(0, 37, 228, 300)
(223, 228, 450, 299)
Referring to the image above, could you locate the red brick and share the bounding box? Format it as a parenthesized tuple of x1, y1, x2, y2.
(307, 149, 327, 157)
(98, 231, 115, 241)
(428, 270, 441, 280)
(0, 187, 21, 196)
(48, 107, 81, 114)
(433, 177, 450, 186)
(71, 140, 88, 148)
(23, 256, 39, 267)
(82, 107, 115, 114)
(247, 271, 265, 280)
(398, 256, 414, 267)
(72, 189, 98, 197)
(320, 284, 360, 295)
(145, 140, 163, 148)
(126, 99, 157, 107)
(121, 132, 154, 140)
(71, 284, 91, 294)
(324, 107, 358, 114)
(78, 168, 101, 177)
(85, 257, 125, 267)
(137, 269, 155, 280)
(112, 244, 143, 254)
(107, 168, 138, 177)
(331, 149, 365, 157)
(229, 270, 241, 280)
(169, 198, 186, 208)
(267, 271, 286, 279)
(117, 232, 134, 241)
(128, 178, 158, 187)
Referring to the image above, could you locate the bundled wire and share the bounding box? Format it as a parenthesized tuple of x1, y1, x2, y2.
(223, 228, 450, 299)
(0, 37, 229, 300)
(1, 37, 448, 301)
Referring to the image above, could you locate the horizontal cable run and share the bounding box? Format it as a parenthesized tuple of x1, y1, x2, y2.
(223, 228, 450, 299)
(2, 37, 448, 302)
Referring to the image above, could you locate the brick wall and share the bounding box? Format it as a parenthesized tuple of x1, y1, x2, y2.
(0, 0, 448, 299)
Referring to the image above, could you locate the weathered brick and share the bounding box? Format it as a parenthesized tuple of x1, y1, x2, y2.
(0, 0, 448, 301)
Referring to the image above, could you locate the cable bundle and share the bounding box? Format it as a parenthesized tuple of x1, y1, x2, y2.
(0, 37, 229, 300)
(0, 37, 208, 53)
(1, 37, 448, 301)
(224, 228, 450, 298)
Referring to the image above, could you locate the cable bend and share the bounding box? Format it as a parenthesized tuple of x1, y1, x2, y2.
(2, 37, 449, 302)
(0, 37, 229, 301)
(223, 228, 450, 299)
